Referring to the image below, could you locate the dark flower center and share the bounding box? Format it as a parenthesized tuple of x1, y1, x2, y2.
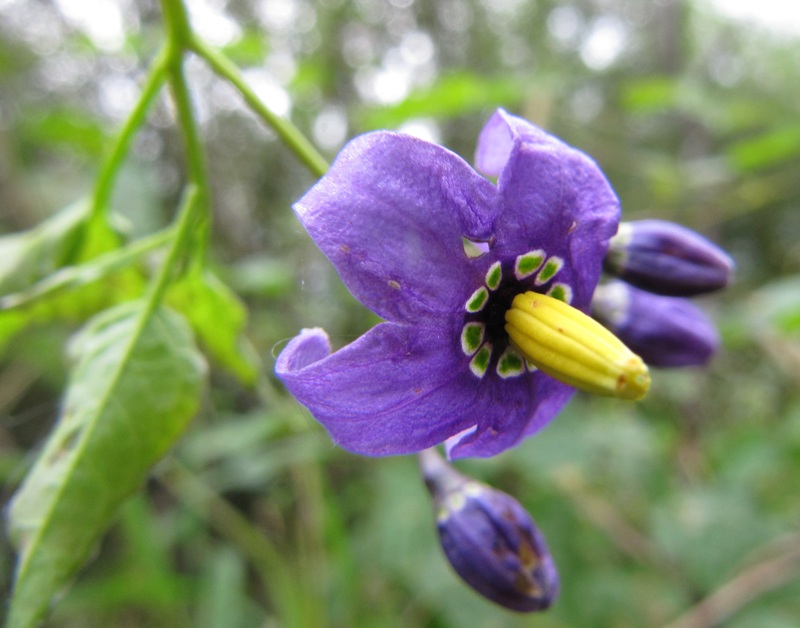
(458, 249, 573, 379)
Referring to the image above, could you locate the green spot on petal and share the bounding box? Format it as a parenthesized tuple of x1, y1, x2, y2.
(466, 286, 489, 312)
(485, 262, 502, 291)
(497, 348, 525, 379)
(469, 343, 492, 378)
(547, 282, 573, 304)
(461, 323, 485, 356)
(535, 256, 564, 285)
(515, 250, 545, 279)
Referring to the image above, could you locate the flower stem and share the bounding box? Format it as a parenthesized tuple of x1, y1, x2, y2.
(160, 0, 212, 261)
(139, 185, 200, 321)
(89, 48, 170, 226)
(189, 36, 330, 178)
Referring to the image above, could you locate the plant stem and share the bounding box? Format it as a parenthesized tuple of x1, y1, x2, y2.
(89, 49, 169, 225)
(190, 36, 330, 178)
(139, 186, 200, 322)
(161, 0, 212, 260)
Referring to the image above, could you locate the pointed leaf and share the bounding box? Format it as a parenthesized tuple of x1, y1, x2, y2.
(168, 267, 259, 385)
(0, 202, 138, 353)
(727, 123, 800, 172)
(0, 202, 89, 296)
(7, 301, 206, 628)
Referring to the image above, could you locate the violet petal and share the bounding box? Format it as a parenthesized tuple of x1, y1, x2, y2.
(478, 109, 620, 310)
(294, 131, 499, 325)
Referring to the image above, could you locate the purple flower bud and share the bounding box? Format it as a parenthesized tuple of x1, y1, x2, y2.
(604, 220, 734, 296)
(592, 280, 719, 367)
(419, 449, 559, 612)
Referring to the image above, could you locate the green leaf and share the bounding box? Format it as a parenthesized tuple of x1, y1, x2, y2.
(750, 276, 800, 335)
(727, 123, 800, 172)
(168, 267, 260, 385)
(20, 107, 110, 157)
(0, 202, 143, 353)
(7, 300, 206, 628)
(620, 76, 679, 113)
(221, 29, 270, 67)
(0, 202, 89, 296)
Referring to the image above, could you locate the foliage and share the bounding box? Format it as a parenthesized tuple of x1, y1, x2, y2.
(1, 0, 799, 626)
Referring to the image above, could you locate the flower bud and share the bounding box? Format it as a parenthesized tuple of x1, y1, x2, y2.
(604, 220, 734, 296)
(592, 280, 719, 367)
(419, 449, 559, 612)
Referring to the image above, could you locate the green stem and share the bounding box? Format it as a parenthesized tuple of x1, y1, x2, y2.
(89, 48, 170, 225)
(190, 36, 330, 178)
(139, 185, 200, 321)
(161, 0, 212, 259)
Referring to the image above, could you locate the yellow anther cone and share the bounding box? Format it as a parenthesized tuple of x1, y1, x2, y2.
(505, 291, 650, 401)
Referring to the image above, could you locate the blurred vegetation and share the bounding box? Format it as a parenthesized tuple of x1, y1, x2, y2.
(1, 0, 800, 626)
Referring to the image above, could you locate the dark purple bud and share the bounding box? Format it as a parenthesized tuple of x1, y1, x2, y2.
(604, 220, 734, 296)
(419, 449, 559, 612)
(592, 280, 719, 367)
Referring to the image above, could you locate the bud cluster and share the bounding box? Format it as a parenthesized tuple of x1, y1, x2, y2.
(597, 219, 733, 367)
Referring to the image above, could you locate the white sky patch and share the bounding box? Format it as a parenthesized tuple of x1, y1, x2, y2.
(257, 0, 298, 32)
(241, 68, 291, 118)
(97, 73, 140, 120)
(397, 118, 441, 144)
(580, 15, 628, 71)
(187, 0, 241, 47)
(547, 5, 583, 46)
(708, 0, 800, 36)
(53, 0, 125, 51)
(312, 106, 348, 151)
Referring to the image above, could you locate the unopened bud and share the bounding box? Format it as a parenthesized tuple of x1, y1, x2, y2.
(419, 449, 558, 613)
(592, 280, 719, 367)
(604, 220, 734, 296)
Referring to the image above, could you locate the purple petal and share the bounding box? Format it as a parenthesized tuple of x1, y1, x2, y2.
(475, 109, 517, 177)
(447, 376, 574, 459)
(476, 109, 620, 310)
(276, 324, 574, 458)
(294, 132, 499, 325)
(276, 323, 484, 455)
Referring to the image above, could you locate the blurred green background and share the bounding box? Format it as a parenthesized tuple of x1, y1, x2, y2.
(2, 0, 800, 626)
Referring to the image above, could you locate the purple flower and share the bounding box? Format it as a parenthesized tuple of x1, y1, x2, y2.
(276, 109, 620, 458)
(604, 220, 734, 296)
(592, 280, 719, 367)
(420, 449, 559, 612)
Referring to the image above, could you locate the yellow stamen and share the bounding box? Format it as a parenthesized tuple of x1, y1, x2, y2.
(505, 291, 650, 401)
